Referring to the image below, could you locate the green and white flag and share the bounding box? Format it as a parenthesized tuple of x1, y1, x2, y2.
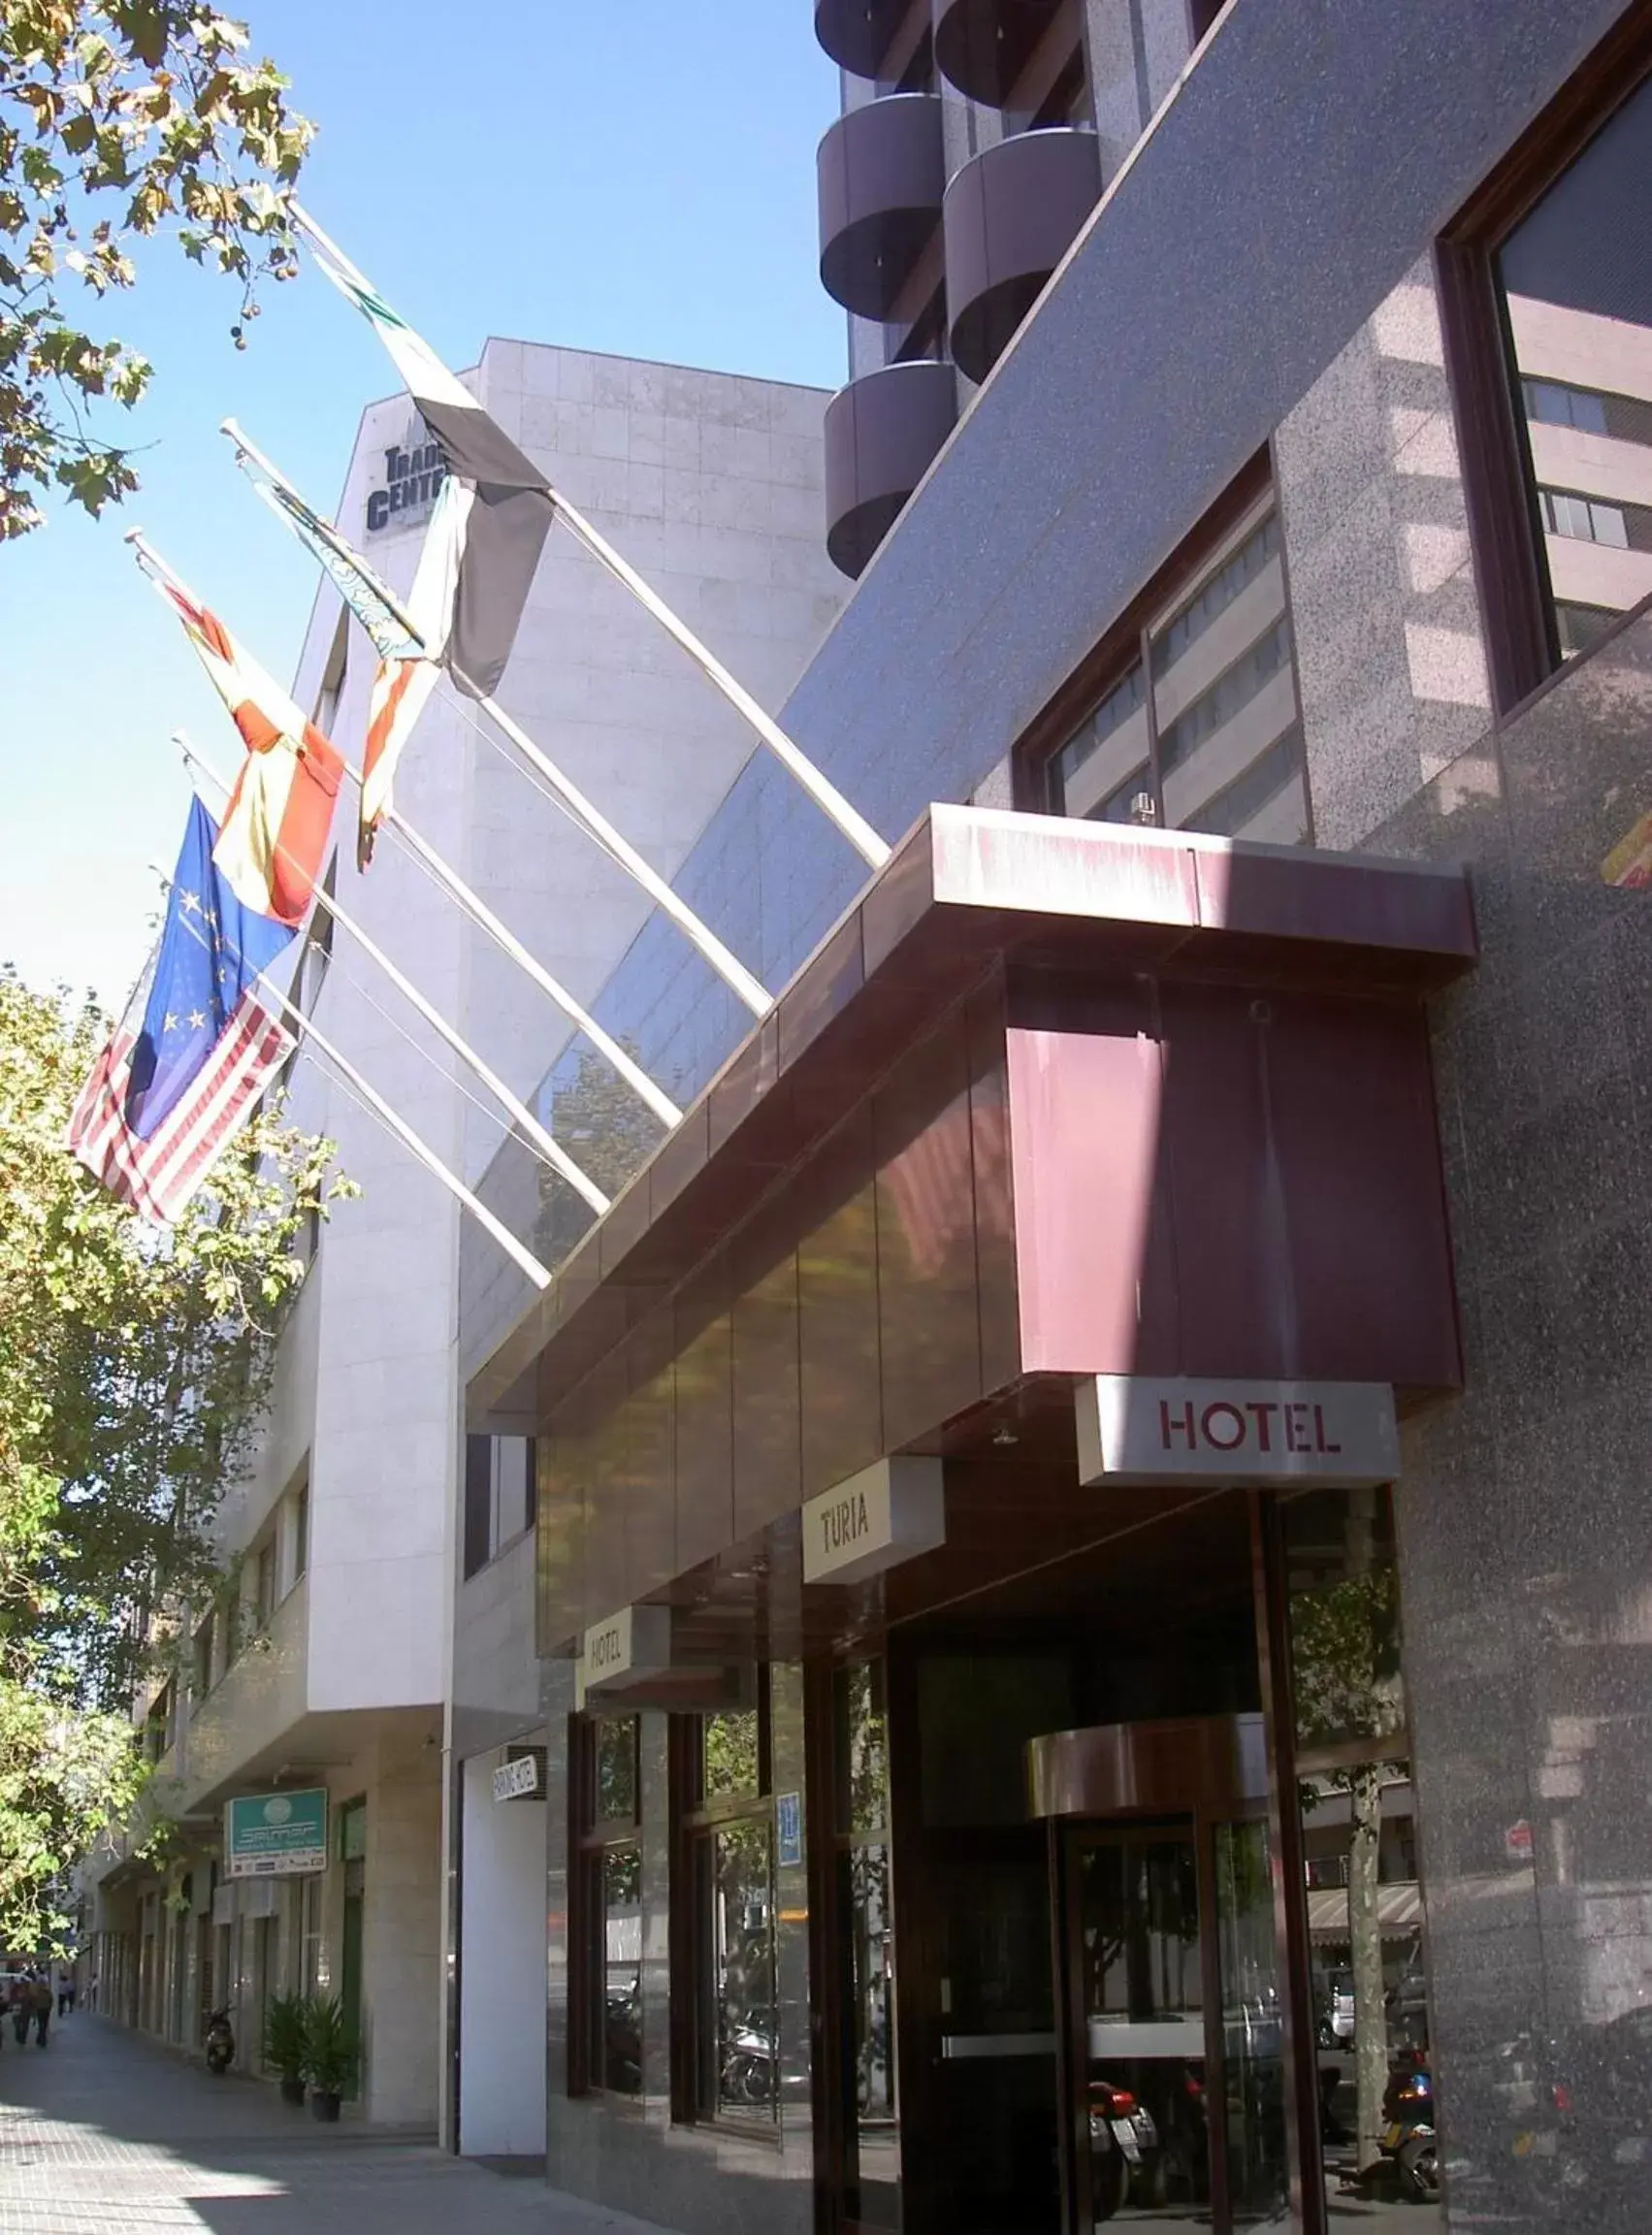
(300, 235, 557, 700)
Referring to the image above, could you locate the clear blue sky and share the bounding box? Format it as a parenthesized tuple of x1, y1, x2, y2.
(1, 0, 846, 1007)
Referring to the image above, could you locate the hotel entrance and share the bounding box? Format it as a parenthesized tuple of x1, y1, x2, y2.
(806, 1481, 1433, 2235)
(1039, 1722, 1285, 2232)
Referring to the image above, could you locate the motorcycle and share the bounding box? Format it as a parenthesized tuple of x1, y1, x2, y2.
(1377, 2059, 1439, 2202)
(720, 2022, 777, 2108)
(204, 2003, 235, 2076)
(1088, 2079, 1163, 2220)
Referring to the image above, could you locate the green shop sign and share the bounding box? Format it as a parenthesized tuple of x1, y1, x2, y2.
(224, 1787, 329, 1879)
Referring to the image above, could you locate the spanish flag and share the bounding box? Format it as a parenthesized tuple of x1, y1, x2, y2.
(159, 584, 344, 925)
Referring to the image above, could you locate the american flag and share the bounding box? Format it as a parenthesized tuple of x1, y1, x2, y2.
(67, 1002, 294, 1225)
(67, 798, 296, 1225)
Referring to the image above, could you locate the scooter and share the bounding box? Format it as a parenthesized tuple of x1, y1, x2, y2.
(204, 2003, 235, 2075)
(1378, 2061, 1439, 2202)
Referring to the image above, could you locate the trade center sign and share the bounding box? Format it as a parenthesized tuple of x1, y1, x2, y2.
(223, 1787, 329, 1879)
(364, 423, 446, 536)
(1076, 1377, 1400, 1487)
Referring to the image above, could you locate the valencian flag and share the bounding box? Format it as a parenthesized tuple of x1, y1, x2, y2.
(159, 581, 345, 923)
(304, 243, 556, 700)
(68, 800, 296, 1224)
(258, 469, 461, 867)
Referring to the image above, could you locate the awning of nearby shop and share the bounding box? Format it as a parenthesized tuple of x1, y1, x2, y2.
(1307, 1882, 1423, 1942)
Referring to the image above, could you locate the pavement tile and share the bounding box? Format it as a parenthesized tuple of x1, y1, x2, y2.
(0, 2018, 676, 2234)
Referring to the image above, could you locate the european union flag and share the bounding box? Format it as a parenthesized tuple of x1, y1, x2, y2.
(124, 797, 297, 1139)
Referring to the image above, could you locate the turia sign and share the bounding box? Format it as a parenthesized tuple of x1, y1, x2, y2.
(801, 1457, 947, 1586)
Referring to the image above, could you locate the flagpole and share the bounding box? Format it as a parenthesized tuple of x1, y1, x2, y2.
(262, 975, 555, 1293)
(549, 494, 891, 872)
(126, 530, 684, 1133)
(150, 863, 555, 1293)
(282, 201, 892, 872)
(178, 734, 611, 1216)
(222, 420, 419, 636)
(220, 418, 775, 1020)
(378, 807, 684, 1131)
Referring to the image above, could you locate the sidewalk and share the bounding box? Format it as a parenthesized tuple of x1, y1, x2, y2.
(0, 2014, 677, 2234)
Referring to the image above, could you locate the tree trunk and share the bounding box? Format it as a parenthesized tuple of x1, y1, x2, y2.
(1349, 1765, 1389, 2173)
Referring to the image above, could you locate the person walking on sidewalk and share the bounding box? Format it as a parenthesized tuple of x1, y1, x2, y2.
(9, 1968, 30, 2047)
(29, 1967, 51, 2046)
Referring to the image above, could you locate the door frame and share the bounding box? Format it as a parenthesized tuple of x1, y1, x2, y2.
(1054, 1814, 1237, 2233)
(1032, 1715, 1270, 2235)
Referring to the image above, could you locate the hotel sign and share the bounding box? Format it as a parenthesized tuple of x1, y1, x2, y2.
(801, 1457, 947, 1586)
(1076, 1377, 1399, 1487)
(493, 1747, 546, 1803)
(581, 1604, 673, 1698)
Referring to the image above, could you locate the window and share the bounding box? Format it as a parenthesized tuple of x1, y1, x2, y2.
(1279, 1486, 1433, 2226)
(144, 1682, 174, 1766)
(1539, 487, 1631, 547)
(1442, 26, 1652, 702)
(191, 1612, 215, 1704)
(463, 1434, 536, 1579)
(572, 1716, 643, 2097)
(253, 1539, 276, 1633)
(833, 1664, 898, 2227)
(1035, 479, 1308, 844)
(678, 1683, 778, 2127)
(339, 1797, 367, 1863)
(463, 1436, 491, 1580)
(291, 1481, 309, 1587)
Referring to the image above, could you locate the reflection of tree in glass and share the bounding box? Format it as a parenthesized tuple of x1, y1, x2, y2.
(1293, 1565, 1406, 2177)
(1085, 1841, 1201, 2019)
(703, 1708, 761, 1800)
(596, 1717, 638, 1824)
(713, 1818, 777, 2117)
(605, 1845, 642, 1907)
(850, 1843, 894, 2120)
(601, 1843, 643, 2095)
(838, 1665, 889, 1834)
(535, 1045, 670, 1263)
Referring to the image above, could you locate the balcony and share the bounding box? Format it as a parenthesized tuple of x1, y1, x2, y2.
(824, 358, 958, 578)
(934, 0, 1065, 104)
(818, 94, 947, 321)
(815, 0, 909, 77)
(944, 126, 1100, 381)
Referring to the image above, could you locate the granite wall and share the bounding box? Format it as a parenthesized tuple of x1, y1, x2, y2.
(1365, 610, 1652, 2227)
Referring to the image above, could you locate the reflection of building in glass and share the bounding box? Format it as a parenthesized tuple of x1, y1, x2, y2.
(1497, 71, 1652, 658)
(1050, 497, 1308, 842)
(1510, 298, 1652, 649)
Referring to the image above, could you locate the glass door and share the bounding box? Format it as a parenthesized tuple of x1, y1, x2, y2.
(1061, 1819, 1288, 2231)
(1069, 1827, 1209, 2227)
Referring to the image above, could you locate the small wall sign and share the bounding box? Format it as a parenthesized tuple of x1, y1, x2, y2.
(223, 1787, 328, 1879)
(1076, 1377, 1399, 1487)
(776, 1791, 803, 1869)
(493, 1747, 546, 1803)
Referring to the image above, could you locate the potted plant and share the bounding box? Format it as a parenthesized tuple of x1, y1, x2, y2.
(264, 1990, 308, 2106)
(301, 1992, 359, 2122)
